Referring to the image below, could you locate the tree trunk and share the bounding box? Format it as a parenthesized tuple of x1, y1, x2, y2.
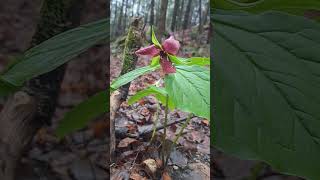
(137, 0, 141, 16)
(203, 2, 209, 26)
(149, 0, 155, 26)
(183, 0, 192, 30)
(123, 0, 129, 31)
(110, 17, 144, 162)
(113, 2, 118, 36)
(0, 0, 83, 179)
(116, 0, 125, 36)
(157, 0, 168, 37)
(171, 0, 180, 32)
(198, 0, 203, 33)
(178, 0, 185, 30)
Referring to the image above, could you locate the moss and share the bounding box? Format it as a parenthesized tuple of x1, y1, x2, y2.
(120, 18, 144, 75)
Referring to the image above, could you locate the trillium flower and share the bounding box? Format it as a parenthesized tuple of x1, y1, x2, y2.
(135, 35, 180, 74)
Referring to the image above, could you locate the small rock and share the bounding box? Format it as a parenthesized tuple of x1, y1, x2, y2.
(173, 165, 179, 170)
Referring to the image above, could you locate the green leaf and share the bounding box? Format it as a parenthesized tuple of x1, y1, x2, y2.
(213, 11, 320, 179)
(128, 85, 175, 110)
(0, 19, 108, 86)
(165, 65, 210, 119)
(55, 91, 108, 138)
(178, 57, 211, 66)
(213, 0, 320, 16)
(111, 65, 160, 91)
(0, 78, 20, 97)
(150, 56, 160, 67)
(168, 54, 184, 65)
(151, 26, 162, 49)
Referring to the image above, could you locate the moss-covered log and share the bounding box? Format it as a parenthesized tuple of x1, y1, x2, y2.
(110, 17, 144, 162)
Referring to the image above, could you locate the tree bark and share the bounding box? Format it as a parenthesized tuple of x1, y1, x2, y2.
(171, 0, 180, 32)
(183, 0, 192, 30)
(198, 0, 203, 33)
(157, 0, 168, 37)
(110, 17, 144, 162)
(178, 0, 185, 30)
(149, 0, 155, 26)
(116, 0, 125, 36)
(0, 0, 83, 179)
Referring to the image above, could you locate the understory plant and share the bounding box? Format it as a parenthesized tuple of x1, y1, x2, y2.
(111, 27, 210, 167)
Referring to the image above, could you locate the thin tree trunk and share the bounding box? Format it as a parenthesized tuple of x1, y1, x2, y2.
(113, 2, 118, 36)
(203, 2, 209, 25)
(178, 0, 185, 30)
(198, 0, 203, 33)
(171, 0, 180, 32)
(137, 0, 141, 16)
(158, 0, 168, 37)
(110, 17, 144, 162)
(0, 0, 83, 179)
(123, 0, 129, 32)
(116, 0, 125, 36)
(183, 0, 192, 30)
(149, 0, 155, 26)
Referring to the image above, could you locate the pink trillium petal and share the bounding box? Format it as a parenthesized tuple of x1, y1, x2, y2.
(162, 36, 180, 55)
(135, 45, 160, 57)
(160, 57, 176, 74)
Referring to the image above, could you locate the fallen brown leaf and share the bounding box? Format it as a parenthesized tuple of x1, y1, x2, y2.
(162, 171, 172, 180)
(117, 137, 138, 148)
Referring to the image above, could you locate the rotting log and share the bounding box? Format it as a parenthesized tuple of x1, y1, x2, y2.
(110, 17, 144, 162)
(0, 0, 84, 179)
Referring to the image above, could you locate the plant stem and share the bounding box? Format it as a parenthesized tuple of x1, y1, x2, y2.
(161, 95, 169, 164)
(150, 102, 160, 143)
(173, 113, 193, 144)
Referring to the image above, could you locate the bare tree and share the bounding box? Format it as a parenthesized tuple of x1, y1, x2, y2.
(158, 0, 169, 37)
(171, 0, 180, 32)
(116, 0, 125, 35)
(198, 0, 203, 33)
(149, 0, 155, 26)
(183, 0, 192, 30)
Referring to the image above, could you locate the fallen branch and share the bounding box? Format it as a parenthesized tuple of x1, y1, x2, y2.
(115, 116, 193, 138)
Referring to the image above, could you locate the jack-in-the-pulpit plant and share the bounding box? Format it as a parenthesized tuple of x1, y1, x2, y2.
(111, 26, 210, 167)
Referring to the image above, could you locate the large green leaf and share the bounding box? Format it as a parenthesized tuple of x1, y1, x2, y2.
(213, 0, 320, 16)
(128, 85, 175, 110)
(213, 11, 320, 179)
(165, 65, 210, 119)
(55, 91, 108, 138)
(111, 65, 160, 91)
(0, 19, 108, 86)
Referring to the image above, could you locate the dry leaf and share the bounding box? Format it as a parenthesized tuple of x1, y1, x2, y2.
(162, 171, 172, 180)
(117, 137, 138, 148)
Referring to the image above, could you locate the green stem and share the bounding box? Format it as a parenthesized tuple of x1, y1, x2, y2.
(173, 113, 193, 144)
(150, 102, 160, 143)
(161, 95, 169, 163)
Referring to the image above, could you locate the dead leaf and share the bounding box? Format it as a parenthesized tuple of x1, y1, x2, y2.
(143, 159, 157, 174)
(117, 137, 138, 148)
(162, 171, 172, 180)
(201, 119, 209, 126)
(130, 172, 147, 180)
